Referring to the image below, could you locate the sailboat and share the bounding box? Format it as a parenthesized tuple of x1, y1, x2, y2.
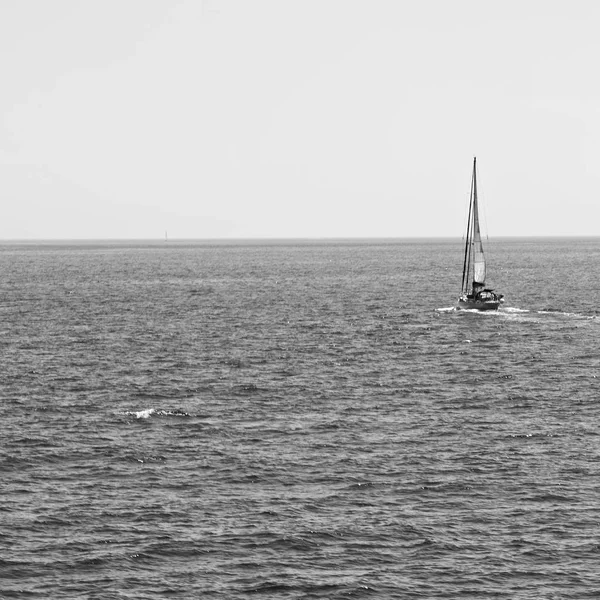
(457, 157, 504, 310)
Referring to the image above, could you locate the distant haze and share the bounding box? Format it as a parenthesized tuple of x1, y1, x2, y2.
(1, 0, 599, 239)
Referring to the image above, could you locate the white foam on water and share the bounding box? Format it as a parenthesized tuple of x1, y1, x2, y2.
(131, 408, 155, 419)
(536, 310, 594, 320)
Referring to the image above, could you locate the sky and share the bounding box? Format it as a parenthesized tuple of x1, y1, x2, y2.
(1, 0, 599, 239)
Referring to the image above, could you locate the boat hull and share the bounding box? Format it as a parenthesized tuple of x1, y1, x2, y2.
(457, 298, 500, 311)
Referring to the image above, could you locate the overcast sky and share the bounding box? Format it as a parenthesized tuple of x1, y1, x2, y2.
(1, 0, 598, 239)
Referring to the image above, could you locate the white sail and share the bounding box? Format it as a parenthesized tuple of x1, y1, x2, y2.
(472, 194, 486, 284)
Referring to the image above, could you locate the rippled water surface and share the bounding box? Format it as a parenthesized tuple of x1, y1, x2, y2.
(2, 238, 600, 599)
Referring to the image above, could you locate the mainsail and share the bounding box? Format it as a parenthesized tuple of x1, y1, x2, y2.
(471, 166, 486, 284)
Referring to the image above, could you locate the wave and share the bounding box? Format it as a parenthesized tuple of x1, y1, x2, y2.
(128, 408, 154, 419)
(124, 408, 190, 419)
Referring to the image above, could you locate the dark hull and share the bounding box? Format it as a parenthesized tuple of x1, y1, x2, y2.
(457, 298, 500, 311)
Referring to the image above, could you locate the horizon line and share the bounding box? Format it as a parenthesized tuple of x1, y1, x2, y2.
(2, 235, 600, 243)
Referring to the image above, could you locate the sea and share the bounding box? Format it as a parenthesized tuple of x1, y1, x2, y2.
(2, 237, 600, 599)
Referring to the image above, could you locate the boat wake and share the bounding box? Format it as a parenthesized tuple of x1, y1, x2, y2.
(500, 306, 595, 321)
(436, 306, 595, 321)
(537, 309, 595, 320)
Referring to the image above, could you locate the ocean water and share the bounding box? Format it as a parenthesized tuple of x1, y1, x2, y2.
(2, 238, 600, 599)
